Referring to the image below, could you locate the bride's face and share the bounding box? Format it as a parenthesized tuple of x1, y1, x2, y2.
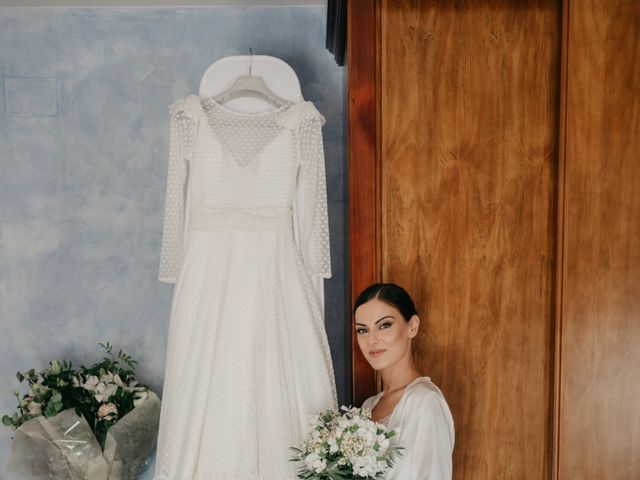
(354, 298, 419, 372)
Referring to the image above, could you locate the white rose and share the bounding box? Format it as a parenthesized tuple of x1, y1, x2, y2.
(364, 430, 375, 444)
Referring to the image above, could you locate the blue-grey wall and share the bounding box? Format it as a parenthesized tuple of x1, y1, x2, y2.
(0, 7, 348, 478)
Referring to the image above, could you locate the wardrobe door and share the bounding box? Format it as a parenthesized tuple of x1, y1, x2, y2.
(557, 1, 640, 478)
(379, 1, 560, 478)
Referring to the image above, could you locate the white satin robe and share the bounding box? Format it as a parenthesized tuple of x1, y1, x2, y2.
(362, 377, 455, 480)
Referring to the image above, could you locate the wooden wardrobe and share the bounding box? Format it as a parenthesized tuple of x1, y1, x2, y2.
(348, 1, 640, 479)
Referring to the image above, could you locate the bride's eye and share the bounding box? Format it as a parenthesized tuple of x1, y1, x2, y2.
(379, 322, 392, 330)
(355, 327, 368, 335)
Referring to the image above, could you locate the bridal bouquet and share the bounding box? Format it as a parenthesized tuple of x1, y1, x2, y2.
(2, 342, 161, 480)
(290, 406, 402, 479)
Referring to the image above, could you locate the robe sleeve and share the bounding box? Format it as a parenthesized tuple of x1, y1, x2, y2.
(158, 101, 196, 284)
(391, 389, 455, 480)
(292, 107, 332, 281)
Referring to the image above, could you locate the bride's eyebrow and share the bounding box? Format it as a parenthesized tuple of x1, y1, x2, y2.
(375, 316, 394, 325)
(355, 315, 394, 327)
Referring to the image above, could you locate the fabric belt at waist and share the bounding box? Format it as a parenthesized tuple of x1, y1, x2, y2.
(189, 207, 292, 232)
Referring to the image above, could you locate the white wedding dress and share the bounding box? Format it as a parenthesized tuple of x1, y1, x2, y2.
(154, 95, 337, 480)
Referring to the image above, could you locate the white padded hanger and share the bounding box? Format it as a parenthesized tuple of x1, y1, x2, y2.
(199, 54, 304, 114)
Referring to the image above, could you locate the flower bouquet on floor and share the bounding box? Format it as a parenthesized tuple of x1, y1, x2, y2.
(2, 342, 161, 480)
(290, 406, 403, 480)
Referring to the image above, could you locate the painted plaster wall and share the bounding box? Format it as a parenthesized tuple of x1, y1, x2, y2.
(0, 7, 348, 478)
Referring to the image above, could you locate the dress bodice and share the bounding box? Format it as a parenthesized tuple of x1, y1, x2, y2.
(159, 95, 331, 284)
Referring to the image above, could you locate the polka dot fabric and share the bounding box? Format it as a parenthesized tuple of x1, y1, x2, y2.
(155, 96, 337, 480)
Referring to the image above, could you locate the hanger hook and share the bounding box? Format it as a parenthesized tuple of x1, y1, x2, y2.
(249, 48, 253, 75)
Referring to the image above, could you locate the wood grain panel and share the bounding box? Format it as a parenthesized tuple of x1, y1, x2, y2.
(380, 1, 560, 478)
(559, 1, 640, 478)
(552, 2, 570, 478)
(348, 0, 378, 405)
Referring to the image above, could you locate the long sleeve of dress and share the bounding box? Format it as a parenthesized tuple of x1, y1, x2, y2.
(158, 102, 195, 284)
(292, 110, 332, 282)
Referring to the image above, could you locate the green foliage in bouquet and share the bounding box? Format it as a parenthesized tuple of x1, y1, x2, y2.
(2, 342, 152, 449)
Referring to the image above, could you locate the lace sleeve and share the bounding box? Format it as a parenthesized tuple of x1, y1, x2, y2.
(158, 102, 195, 283)
(293, 109, 332, 280)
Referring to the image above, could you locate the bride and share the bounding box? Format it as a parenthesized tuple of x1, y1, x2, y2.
(354, 283, 455, 479)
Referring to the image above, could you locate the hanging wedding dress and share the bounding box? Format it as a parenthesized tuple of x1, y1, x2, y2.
(154, 94, 337, 480)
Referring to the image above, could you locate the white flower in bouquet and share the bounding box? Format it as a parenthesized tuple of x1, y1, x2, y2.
(94, 382, 119, 403)
(82, 375, 100, 392)
(28, 376, 48, 397)
(101, 372, 126, 387)
(27, 400, 42, 417)
(133, 390, 150, 407)
(290, 406, 402, 479)
(81, 371, 134, 403)
(304, 452, 327, 474)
